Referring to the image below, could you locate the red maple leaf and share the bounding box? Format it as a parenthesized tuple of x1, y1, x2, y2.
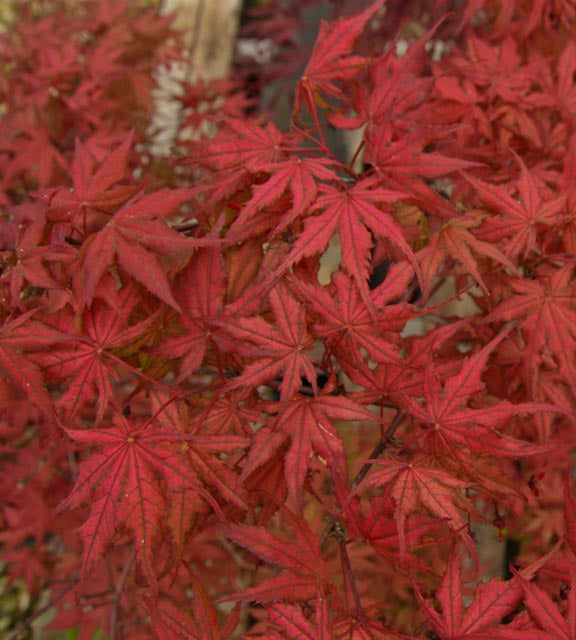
(219, 510, 330, 604)
(0, 120, 68, 188)
(0, 311, 61, 422)
(294, 1, 384, 124)
(144, 570, 240, 640)
(44, 295, 165, 425)
(0, 210, 66, 308)
(56, 410, 248, 594)
(358, 455, 475, 560)
(419, 213, 516, 294)
(344, 480, 445, 574)
(398, 331, 561, 472)
(513, 562, 576, 640)
(190, 119, 289, 173)
(465, 155, 565, 259)
(240, 380, 376, 513)
(264, 601, 330, 640)
(46, 135, 138, 235)
(260, 177, 422, 310)
(153, 247, 226, 383)
(528, 41, 576, 119)
(75, 188, 202, 311)
(294, 267, 413, 370)
(222, 283, 317, 401)
(228, 154, 338, 239)
(327, 32, 434, 132)
(486, 264, 576, 393)
(414, 546, 525, 639)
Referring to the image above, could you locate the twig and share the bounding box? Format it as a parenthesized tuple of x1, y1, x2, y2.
(350, 409, 405, 492)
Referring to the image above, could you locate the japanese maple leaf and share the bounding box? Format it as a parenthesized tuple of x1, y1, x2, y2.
(219, 512, 330, 604)
(222, 283, 317, 401)
(513, 563, 576, 640)
(45, 298, 165, 425)
(260, 177, 422, 311)
(357, 494, 445, 574)
(294, 1, 384, 122)
(485, 264, 576, 394)
(414, 546, 526, 639)
(188, 390, 259, 437)
(46, 135, 138, 235)
(365, 126, 480, 222)
(1, 121, 68, 187)
(459, 34, 539, 102)
(0, 214, 64, 308)
(558, 134, 576, 254)
(56, 412, 248, 595)
(294, 269, 411, 368)
(265, 601, 330, 640)
(366, 126, 480, 183)
(75, 187, 202, 311)
(228, 154, 338, 239)
(153, 247, 226, 382)
(465, 155, 565, 259)
(418, 213, 516, 294)
(528, 41, 576, 119)
(144, 572, 239, 640)
(358, 456, 474, 560)
(344, 316, 469, 402)
(187, 120, 307, 215)
(328, 32, 434, 132)
(240, 383, 377, 513)
(189, 119, 290, 172)
(19, 35, 81, 106)
(399, 331, 561, 473)
(0, 312, 61, 421)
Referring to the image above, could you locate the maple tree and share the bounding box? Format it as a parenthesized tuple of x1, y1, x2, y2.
(1, 0, 576, 638)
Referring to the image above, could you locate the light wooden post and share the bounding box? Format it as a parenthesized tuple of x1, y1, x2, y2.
(152, 0, 243, 153)
(162, 0, 242, 80)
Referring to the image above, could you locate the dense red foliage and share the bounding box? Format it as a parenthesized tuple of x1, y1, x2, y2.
(1, 0, 576, 637)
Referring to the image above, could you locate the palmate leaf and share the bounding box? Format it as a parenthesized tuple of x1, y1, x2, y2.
(294, 0, 384, 121)
(512, 561, 576, 640)
(46, 134, 138, 233)
(419, 214, 516, 294)
(0, 213, 65, 308)
(45, 297, 164, 425)
(222, 283, 317, 401)
(228, 154, 338, 239)
(358, 494, 446, 574)
(264, 601, 330, 640)
(359, 456, 474, 561)
(258, 177, 422, 312)
(144, 572, 240, 640)
(75, 188, 214, 311)
(465, 154, 565, 259)
(0, 312, 62, 422)
(56, 412, 248, 595)
(399, 331, 563, 473)
(240, 385, 377, 513)
(328, 30, 435, 132)
(485, 264, 576, 394)
(294, 269, 412, 368)
(190, 120, 289, 172)
(219, 511, 330, 604)
(153, 247, 226, 383)
(414, 546, 529, 639)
